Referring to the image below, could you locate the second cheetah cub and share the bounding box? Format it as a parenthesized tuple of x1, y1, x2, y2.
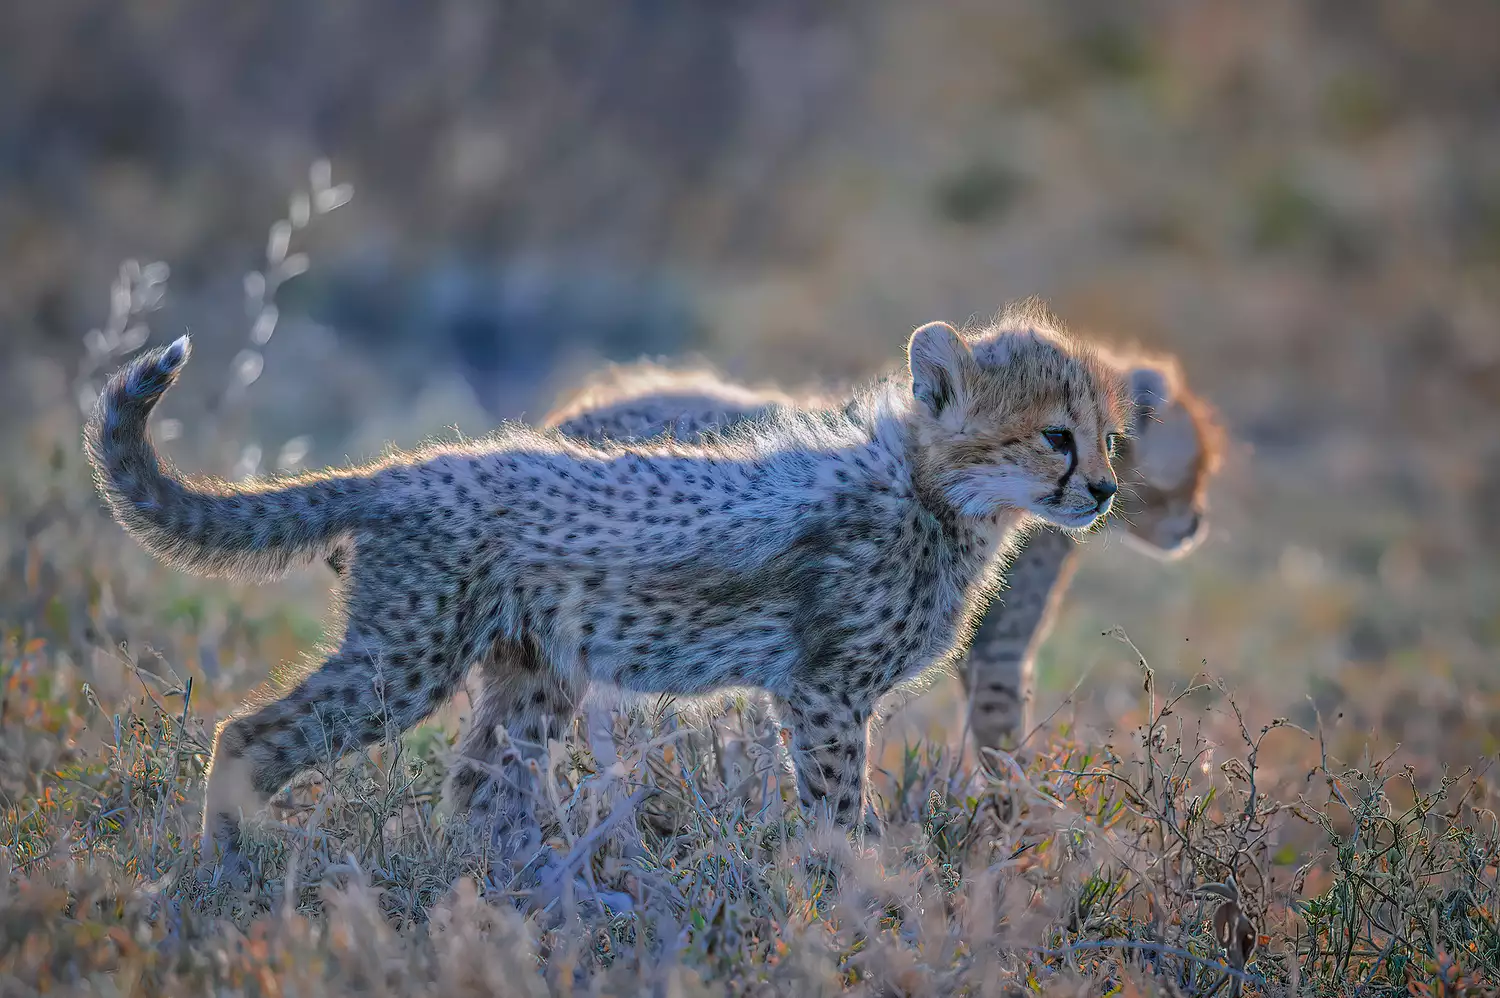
(86, 319, 1130, 873)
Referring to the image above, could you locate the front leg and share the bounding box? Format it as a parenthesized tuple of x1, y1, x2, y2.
(779, 686, 878, 840)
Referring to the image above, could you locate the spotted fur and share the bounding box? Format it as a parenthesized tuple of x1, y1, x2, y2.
(86, 317, 1129, 872)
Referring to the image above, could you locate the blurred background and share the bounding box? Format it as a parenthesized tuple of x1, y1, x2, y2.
(3, 1, 1499, 773)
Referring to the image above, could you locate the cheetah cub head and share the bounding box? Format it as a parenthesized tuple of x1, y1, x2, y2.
(906, 318, 1132, 530)
(1113, 358, 1224, 557)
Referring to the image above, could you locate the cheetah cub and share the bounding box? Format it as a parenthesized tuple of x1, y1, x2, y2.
(86, 318, 1129, 873)
(546, 342, 1222, 767)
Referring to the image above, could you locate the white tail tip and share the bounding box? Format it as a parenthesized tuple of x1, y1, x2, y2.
(162, 335, 191, 370)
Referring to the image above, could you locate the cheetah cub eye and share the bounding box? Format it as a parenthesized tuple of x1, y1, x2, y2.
(1042, 428, 1072, 452)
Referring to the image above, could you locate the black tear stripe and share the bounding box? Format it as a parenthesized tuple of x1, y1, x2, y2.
(1045, 445, 1078, 507)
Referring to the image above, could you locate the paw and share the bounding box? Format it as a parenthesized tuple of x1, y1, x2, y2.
(133, 872, 184, 920)
(532, 873, 636, 917)
(443, 801, 545, 857)
(195, 848, 252, 892)
(503, 852, 635, 919)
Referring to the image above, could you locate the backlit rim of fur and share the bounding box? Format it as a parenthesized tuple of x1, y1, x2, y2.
(544, 356, 798, 428)
(1105, 346, 1227, 480)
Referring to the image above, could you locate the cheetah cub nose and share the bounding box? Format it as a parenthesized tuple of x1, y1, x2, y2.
(1088, 479, 1118, 510)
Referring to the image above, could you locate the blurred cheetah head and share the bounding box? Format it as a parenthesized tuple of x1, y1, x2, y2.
(1112, 357, 1224, 558)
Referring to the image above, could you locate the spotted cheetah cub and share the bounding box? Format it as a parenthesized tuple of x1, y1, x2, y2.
(547, 342, 1222, 766)
(86, 318, 1129, 873)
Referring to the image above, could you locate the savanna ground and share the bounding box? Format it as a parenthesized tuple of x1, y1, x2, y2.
(3, 3, 1500, 995)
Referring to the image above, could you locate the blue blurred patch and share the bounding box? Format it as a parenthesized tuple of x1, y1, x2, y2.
(295, 257, 705, 419)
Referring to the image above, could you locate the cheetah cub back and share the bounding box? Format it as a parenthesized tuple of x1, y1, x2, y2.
(87, 317, 1129, 878)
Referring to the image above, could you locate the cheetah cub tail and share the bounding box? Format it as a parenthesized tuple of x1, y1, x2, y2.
(86, 335, 374, 581)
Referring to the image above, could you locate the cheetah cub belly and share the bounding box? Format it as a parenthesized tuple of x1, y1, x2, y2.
(86, 314, 1129, 874)
(546, 340, 1222, 765)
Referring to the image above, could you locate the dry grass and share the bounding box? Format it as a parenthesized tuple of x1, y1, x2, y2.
(2, 406, 1497, 998)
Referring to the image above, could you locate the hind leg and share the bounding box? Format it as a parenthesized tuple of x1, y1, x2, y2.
(444, 640, 583, 861)
(201, 627, 463, 868)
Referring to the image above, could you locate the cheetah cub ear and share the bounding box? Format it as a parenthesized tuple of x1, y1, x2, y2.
(1128, 362, 1198, 490)
(908, 321, 979, 423)
(1128, 365, 1173, 413)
